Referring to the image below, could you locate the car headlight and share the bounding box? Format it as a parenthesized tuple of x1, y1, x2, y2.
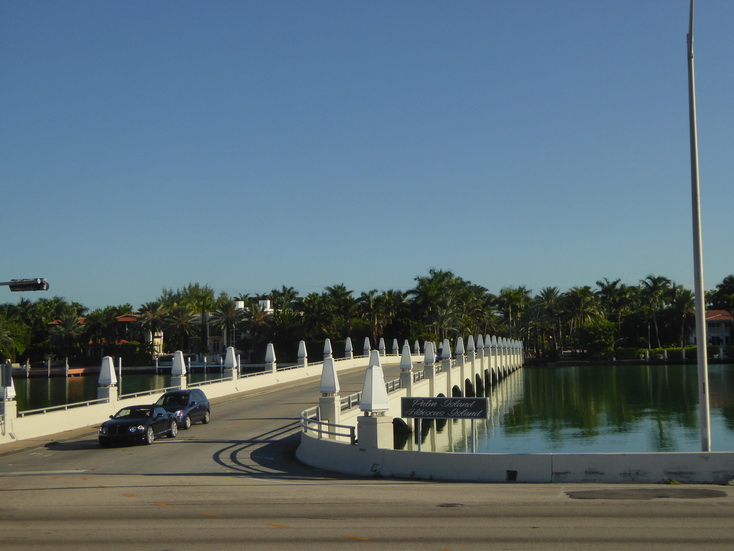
(99, 426, 108, 434)
(128, 425, 145, 433)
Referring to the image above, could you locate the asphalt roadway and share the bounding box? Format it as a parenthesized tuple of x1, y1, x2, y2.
(1, 364, 733, 550)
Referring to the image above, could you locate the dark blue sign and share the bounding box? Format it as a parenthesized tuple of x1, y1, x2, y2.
(401, 397, 489, 419)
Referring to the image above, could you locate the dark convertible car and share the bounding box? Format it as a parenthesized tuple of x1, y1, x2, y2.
(98, 405, 178, 447)
(155, 389, 210, 429)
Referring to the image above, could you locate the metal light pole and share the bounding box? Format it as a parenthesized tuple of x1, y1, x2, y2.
(687, 0, 711, 452)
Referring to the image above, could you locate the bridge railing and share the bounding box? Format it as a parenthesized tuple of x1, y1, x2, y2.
(119, 386, 179, 400)
(300, 376, 403, 444)
(16, 397, 111, 418)
(300, 406, 357, 444)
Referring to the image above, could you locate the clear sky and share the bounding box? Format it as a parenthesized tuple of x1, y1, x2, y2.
(2, 1, 732, 310)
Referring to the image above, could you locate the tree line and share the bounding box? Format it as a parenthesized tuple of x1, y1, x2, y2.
(1, 271, 733, 365)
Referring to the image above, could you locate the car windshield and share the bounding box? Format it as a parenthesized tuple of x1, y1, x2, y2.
(114, 407, 153, 419)
(156, 394, 188, 407)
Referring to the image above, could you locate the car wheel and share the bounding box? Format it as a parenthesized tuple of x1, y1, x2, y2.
(168, 420, 178, 438)
(182, 415, 192, 430)
(145, 426, 155, 445)
(202, 410, 211, 424)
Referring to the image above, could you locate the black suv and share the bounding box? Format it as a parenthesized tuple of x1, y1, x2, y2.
(155, 389, 211, 429)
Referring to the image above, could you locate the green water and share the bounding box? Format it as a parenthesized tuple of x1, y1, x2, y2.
(449, 363, 734, 453)
(11, 362, 734, 453)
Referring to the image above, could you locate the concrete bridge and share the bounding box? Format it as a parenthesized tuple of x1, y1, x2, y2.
(3, 333, 734, 484)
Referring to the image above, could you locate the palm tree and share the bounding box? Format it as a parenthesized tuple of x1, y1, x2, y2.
(498, 286, 531, 339)
(210, 300, 244, 349)
(164, 303, 199, 351)
(668, 285, 695, 350)
(533, 286, 563, 354)
(358, 290, 380, 343)
(83, 308, 115, 359)
(562, 286, 602, 351)
(430, 293, 460, 340)
(138, 301, 166, 336)
(640, 275, 672, 348)
(183, 283, 216, 354)
(301, 293, 331, 341)
(48, 313, 85, 359)
(0, 319, 17, 360)
(408, 269, 466, 339)
(241, 299, 271, 345)
(596, 278, 634, 349)
(268, 286, 300, 311)
(324, 284, 357, 337)
(267, 307, 303, 357)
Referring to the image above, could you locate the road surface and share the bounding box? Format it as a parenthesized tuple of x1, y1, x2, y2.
(1, 364, 732, 550)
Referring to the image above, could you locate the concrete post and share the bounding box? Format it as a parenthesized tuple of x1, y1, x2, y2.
(441, 338, 452, 395)
(491, 336, 499, 382)
(97, 356, 118, 401)
(464, 335, 475, 396)
(172, 350, 188, 389)
(358, 350, 391, 448)
(484, 335, 492, 376)
(224, 346, 239, 380)
(344, 337, 354, 360)
(378, 337, 386, 357)
(363, 337, 371, 358)
(454, 337, 466, 397)
(297, 340, 308, 368)
(423, 342, 436, 397)
(319, 394, 340, 439)
(357, 414, 393, 449)
(392, 338, 399, 356)
(264, 343, 277, 373)
(2, 369, 18, 434)
(319, 357, 341, 438)
(2, 372, 17, 436)
(323, 338, 333, 359)
(2, 397, 17, 428)
(475, 335, 485, 384)
(399, 343, 414, 396)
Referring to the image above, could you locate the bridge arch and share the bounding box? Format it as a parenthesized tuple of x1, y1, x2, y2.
(474, 373, 484, 396)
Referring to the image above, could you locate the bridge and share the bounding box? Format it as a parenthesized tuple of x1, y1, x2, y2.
(2, 334, 734, 484)
(1, 338, 733, 550)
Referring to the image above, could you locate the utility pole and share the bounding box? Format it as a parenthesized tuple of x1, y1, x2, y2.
(687, 0, 711, 452)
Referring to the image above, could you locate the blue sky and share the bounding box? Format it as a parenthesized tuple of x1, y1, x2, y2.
(2, 1, 732, 310)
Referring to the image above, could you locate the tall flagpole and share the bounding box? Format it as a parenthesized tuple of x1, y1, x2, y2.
(687, 0, 711, 452)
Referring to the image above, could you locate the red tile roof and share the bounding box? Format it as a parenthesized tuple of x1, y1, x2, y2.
(705, 310, 733, 322)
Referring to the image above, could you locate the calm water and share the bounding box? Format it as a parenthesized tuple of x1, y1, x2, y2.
(10, 369, 229, 412)
(12, 363, 734, 453)
(447, 363, 734, 453)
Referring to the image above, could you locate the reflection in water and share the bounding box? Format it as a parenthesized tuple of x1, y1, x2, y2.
(400, 364, 734, 454)
(12, 369, 225, 411)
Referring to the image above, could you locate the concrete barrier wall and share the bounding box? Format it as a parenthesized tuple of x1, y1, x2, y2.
(297, 355, 734, 484)
(297, 432, 734, 484)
